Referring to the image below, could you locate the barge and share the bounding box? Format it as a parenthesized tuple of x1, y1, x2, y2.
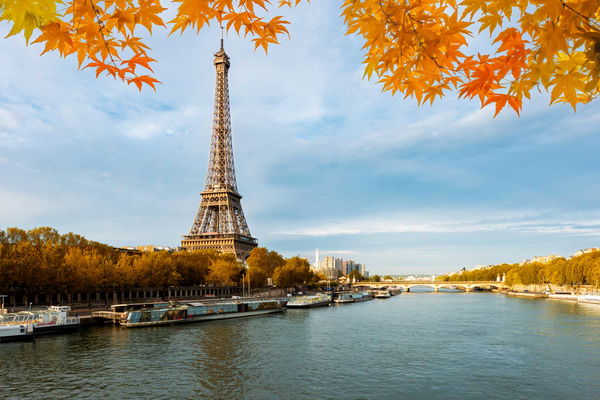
(548, 292, 578, 301)
(507, 292, 547, 298)
(577, 294, 600, 304)
(117, 299, 285, 328)
(333, 293, 354, 304)
(374, 290, 392, 298)
(286, 294, 331, 308)
(351, 291, 373, 302)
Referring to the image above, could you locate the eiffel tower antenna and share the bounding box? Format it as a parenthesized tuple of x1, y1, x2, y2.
(220, 25, 224, 50)
(181, 40, 258, 261)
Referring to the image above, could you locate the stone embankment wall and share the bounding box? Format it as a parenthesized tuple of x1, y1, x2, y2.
(508, 283, 598, 294)
(4, 286, 289, 311)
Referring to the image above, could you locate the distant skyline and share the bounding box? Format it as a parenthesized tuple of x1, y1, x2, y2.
(1, 2, 600, 275)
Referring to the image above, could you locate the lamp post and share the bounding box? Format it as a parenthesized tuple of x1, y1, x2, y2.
(10, 286, 17, 312)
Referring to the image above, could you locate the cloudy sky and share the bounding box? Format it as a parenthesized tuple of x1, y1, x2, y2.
(1, 2, 600, 274)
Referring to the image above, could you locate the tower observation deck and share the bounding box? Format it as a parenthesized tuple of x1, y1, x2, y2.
(181, 40, 257, 261)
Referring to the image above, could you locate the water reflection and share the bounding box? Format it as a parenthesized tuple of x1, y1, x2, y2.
(193, 321, 251, 398)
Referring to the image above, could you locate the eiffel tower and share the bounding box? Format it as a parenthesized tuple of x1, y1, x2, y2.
(181, 39, 257, 261)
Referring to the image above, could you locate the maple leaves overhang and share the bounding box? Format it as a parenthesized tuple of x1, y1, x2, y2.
(0, 0, 598, 115)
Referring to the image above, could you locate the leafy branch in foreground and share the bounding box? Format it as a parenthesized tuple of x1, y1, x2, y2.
(0, 0, 598, 114)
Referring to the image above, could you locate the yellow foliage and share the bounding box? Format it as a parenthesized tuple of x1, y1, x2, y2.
(0, 0, 598, 113)
(0, 0, 58, 42)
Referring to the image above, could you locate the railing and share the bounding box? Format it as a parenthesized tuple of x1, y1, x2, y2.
(92, 311, 128, 320)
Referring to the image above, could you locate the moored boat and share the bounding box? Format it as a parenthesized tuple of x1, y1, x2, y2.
(0, 306, 80, 336)
(286, 294, 331, 308)
(577, 294, 600, 304)
(32, 306, 80, 334)
(374, 290, 392, 298)
(334, 293, 354, 303)
(548, 292, 578, 301)
(507, 291, 547, 298)
(120, 299, 284, 328)
(351, 291, 373, 302)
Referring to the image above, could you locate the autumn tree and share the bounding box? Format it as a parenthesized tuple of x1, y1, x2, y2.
(273, 256, 316, 288)
(441, 251, 600, 288)
(206, 253, 243, 286)
(247, 247, 285, 287)
(1, 0, 598, 114)
(172, 250, 216, 286)
(0, 227, 243, 298)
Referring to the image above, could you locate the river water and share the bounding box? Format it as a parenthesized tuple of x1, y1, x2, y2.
(2, 292, 600, 399)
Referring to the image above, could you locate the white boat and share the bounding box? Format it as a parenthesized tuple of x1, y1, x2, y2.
(334, 293, 354, 303)
(0, 306, 80, 335)
(0, 324, 34, 343)
(548, 292, 578, 301)
(577, 294, 600, 304)
(286, 294, 331, 308)
(374, 290, 392, 299)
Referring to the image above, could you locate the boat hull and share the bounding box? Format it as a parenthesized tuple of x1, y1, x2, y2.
(122, 308, 283, 328)
(577, 295, 600, 304)
(0, 334, 34, 343)
(33, 323, 80, 335)
(287, 301, 330, 309)
(548, 294, 578, 301)
(0, 325, 34, 343)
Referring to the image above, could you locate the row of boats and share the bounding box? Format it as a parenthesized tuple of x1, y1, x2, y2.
(549, 293, 600, 304)
(286, 289, 397, 308)
(3, 290, 599, 342)
(0, 289, 401, 341)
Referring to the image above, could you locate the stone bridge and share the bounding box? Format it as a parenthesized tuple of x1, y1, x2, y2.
(353, 281, 508, 292)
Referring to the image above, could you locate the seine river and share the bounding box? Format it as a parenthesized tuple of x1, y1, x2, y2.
(2, 292, 600, 399)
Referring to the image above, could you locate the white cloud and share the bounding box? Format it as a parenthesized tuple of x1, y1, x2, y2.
(276, 210, 600, 237)
(118, 105, 199, 139)
(0, 189, 58, 221)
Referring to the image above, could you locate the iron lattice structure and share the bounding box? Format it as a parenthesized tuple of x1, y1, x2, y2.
(181, 42, 257, 261)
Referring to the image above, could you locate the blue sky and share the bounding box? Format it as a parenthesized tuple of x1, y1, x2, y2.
(1, 2, 600, 275)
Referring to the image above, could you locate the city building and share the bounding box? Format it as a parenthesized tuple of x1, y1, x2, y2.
(312, 250, 369, 279)
(572, 248, 600, 257)
(520, 255, 561, 265)
(136, 245, 177, 253)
